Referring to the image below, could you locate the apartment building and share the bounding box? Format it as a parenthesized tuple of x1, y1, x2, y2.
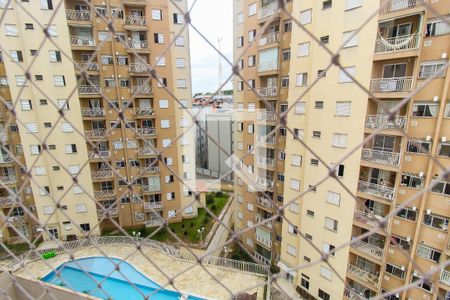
(0, 0, 196, 242)
(275, 1, 450, 300)
(233, 0, 293, 265)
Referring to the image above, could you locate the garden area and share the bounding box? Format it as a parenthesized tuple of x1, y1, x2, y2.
(103, 192, 229, 244)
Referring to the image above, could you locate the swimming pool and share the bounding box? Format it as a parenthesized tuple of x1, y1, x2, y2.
(42, 256, 205, 300)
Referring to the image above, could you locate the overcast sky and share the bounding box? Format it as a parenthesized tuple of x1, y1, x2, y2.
(188, 0, 233, 94)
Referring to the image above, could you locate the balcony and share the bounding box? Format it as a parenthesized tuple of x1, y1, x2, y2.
(144, 202, 163, 211)
(84, 129, 107, 139)
(0, 176, 17, 185)
(365, 115, 406, 130)
(347, 264, 379, 287)
(88, 151, 111, 160)
(140, 166, 160, 175)
(65, 9, 91, 21)
(78, 86, 101, 95)
(70, 36, 95, 47)
(136, 127, 156, 138)
(127, 40, 149, 50)
(354, 210, 381, 227)
(256, 112, 277, 122)
(97, 207, 118, 219)
(370, 77, 413, 93)
(256, 176, 274, 189)
(256, 156, 275, 168)
(256, 87, 278, 97)
(142, 184, 160, 193)
(0, 155, 12, 164)
(91, 170, 113, 180)
(375, 34, 420, 54)
(124, 15, 147, 26)
(258, 32, 280, 47)
(350, 240, 384, 260)
(255, 233, 272, 248)
(254, 252, 271, 266)
(129, 63, 151, 74)
(258, 2, 279, 20)
(256, 214, 273, 229)
(145, 218, 163, 228)
(256, 196, 274, 210)
(131, 85, 152, 95)
(137, 147, 158, 156)
(74, 62, 99, 72)
(358, 180, 395, 201)
(94, 190, 116, 199)
(440, 269, 450, 286)
(379, 0, 425, 14)
(6, 216, 25, 225)
(256, 134, 276, 145)
(0, 195, 15, 207)
(81, 107, 105, 117)
(134, 108, 155, 117)
(361, 149, 401, 167)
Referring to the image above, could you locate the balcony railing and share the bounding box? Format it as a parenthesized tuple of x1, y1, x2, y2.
(81, 107, 105, 117)
(0, 155, 12, 164)
(256, 112, 277, 122)
(138, 147, 158, 156)
(365, 114, 406, 130)
(142, 185, 160, 193)
(94, 190, 116, 198)
(70, 36, 95, 47)
(370, 77, 413, 92)
(91, 170, 113, 180)
(97, 207, 118, 218)
(256, 134, 276, 145)
(136, 127, 156, 137)
(0, 176, 17, 185)
(361, 149, 401, 167)
(440, 269, 450, 286)
(134, 108, 155, 117)
(256, 215, 273, 229)
(145, 218, 163, 227)
(144, 202, 164, 211)
(84, 129, 106, 139)
(129, 63, 151, 73)
(256, 156, 275, 168)
(0, 195, 15, 206)
(131, 85, 152, 95)
(66, 9, 91, 21)
(256, 196, 274, 210)
(88, 151, 111, 160)
(254, 252, 271, 266)
(140, 166, 160, 174)
(347, 264, 379, 286)
(379, 0, 425, 14)
(375, 33, 420, 54)
(256, 176, 274, 189)
(256, 87, 278, 97)
(127, 40, 149, 49)
(255, 233, 272, 248)
(343, 287, 360, 300)
(358, 180, 395, 201)
(74, 61, 99, 71)
(258, 2, 278, 19)
(354, 210, 380, 227)
(125, 15, 147, 26)
(78, 86, 101, 95)
(258, 32, 280, 47)
(350, 240, 384, 259)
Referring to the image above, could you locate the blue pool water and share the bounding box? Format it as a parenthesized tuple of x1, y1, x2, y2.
(42, 256, 205, 300)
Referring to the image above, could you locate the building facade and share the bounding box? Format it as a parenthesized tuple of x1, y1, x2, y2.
(0, 0, 196, 242)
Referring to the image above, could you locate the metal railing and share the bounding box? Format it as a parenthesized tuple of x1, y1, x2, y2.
(258, 32, 280, 47)
(144, 202, 164, 211)
(256, 196, 274, 210)
(0, 155, 12, 164)
(256, 112, 277, 122)
(353, 210, 380, 227)
(136, 127, 157, 136)
(134, 108, 155, 117)
(255, 87, 278, 97)
(131, 85, 152, 95)
(81, 107, 105, 117)
(97, 207, 118, 218)
(142, 184, 161, 193)
(94, 190, 116, 198)
(256, 214, 273, 229)
(129, 63, 151, 73)
(350, 240, 384, 259)
(365, 114, 406, 130)
(127, 40, 149, 49)
(256, 134, 276, 145)
(258, 2, 278, 20)
(88, 151, 111, 160)
(65, 9, 91, 21)
(361, 149, 401, 167)
(140, 166, 160, 174)
(0, 176, 17, 185)
(358, 180, 396, 201)
(78, 85, 101, 95)
(256, 176, 274, 189)
(255, 233, 272, 248)
(137, 147, 158, 156)
(124, 15, 147, 26)
(91, 170, 113, 180)
(84, 129, 106, 139)
(375, 34, 421, 54)
(0, 195, 15, 206)
(440, 269, 450, 286)
(256, 156, 275, 168)
(70, 35, 96, 47)
(347, 264, 380, 286)
(74, 61, 99, 71)
(379, 0, 425, 14)
(370, 77, 413, 92)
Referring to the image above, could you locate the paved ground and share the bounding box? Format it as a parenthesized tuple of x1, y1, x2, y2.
(16, 244, 266, 300)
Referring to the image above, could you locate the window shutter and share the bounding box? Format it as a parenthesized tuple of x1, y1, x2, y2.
(69, 165, 80, 174)
(30, 145, 40, 155)
(20, 99, 31, 111)
(297, 42, 310, 57)
(336, 102, 351, 116)
(332, 133, 347, 148)
(343, 30, 358, 47)
(339, 67, 355, 83)
(5, 24, 18, 36)
(76, 203, 87, 213)
(43, 206, 54, 215)
(161, 120, 170, 128)
(175, 58, 185, 68)
(25, 123, 38, 133)
(35, 166, 46, 175)
(327, 191, 341, 206)
(290, 179, 300, 191)
(295, 102, 306, 114)
(345, 0, 362, 10)
(300, 9, 312, 25)
(61, 122, 74, 132)
(291, 155, 302, 166)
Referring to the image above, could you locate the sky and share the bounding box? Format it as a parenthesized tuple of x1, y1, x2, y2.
(187, 0, 233, 94)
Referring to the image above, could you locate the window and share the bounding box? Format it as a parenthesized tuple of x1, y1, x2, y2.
(248, 55, 255, 67)
(34, 166, 47, 176)
(177, 79, 187, 88)
(290, 179, 300, 191)
(339, 66, 355, 83)
(76, 203, 87, 213)
(287, 244, 297, 256)
(297, 42, 310, 57)
(237, 36, 244, 48)
(30, 145, 41, 155)
(156, 56, 166, 66)
(20, 99, 32, 111)
(306, 210, 314, 217)
(335, 101, 351, 116)
(175, 58, 185, 68)
(385, 263, 405, 279)
(154, 32, 164, 44)
(327, 191, 341, 206)
(248, 3, 256, 16)
(57, 99, 68, 110)
(322, 0, 332, 9)
(247, 79, 255, 89)
(332, 133, 347, 148)
(101, 55, 113, 65)
(248, 29, 256, 42)
(430, 179, 450, 196)
(53, 75, 65, 86)
(281, 76, 289, 88)
(423, 213, 449, 231)
(161, 119, 170, 128)
(312, 131, 321, 138)
(293, 128, 304, 140)
(247, 124, 254, 134)
(390, 234, 411, 251)
(80, 223, 90, 231)
(300, 274, 310, 290)
(40, 0, 53, 9)
(412, 102, 438, 117)
(65, 144, 77, 154)
(324, 217, 338, 231)
(175, 36, 185, 46)
(296, 73, 308, 86)
(318, 289, 330, 300)
(295, 102, 306, 114)
(417, 244, 441, 263)
(43, 122, 51, 128)
(25, 123, 38, 133)
(287, 224, 298, 235)
(15, 75, 27, 87)
(419, 60, 446, 79)
(299, 9, 312, 25)
(426, 18, 450, 37)
(320, 266, 332, 280)
(61, 122, 74, 133)
(0, 77, 7, 86)
(5, 24, 18, 36)
(69, 165, 80, 175)
(291, 154, 302, 166)
(46, 25, 57, 37)
(406, 140, 430, 154)
(400, 173, 423, 189)
(323, 243, 335, 257)
(237, 12, 243, 24)
(43, 206, 54, 215)
(411, 274, 433, 293)
(35, 75, 43, 81)
(343, 30, 358, 48)
(48, 50, 61, 62)
(438, 142, 450, 157)
(10, 50, 23, 62)
(284, 19, 292, 32)
(396, 206, 417, 221)
(152, 9, 162, 20)
(320, 35, 329, 44)
(345, 0, 362, 10)
(315, 101, 324, 109)
(282, 48, 291, 61)
(318, 69, 327, 78)
(237, 81, 244, 91)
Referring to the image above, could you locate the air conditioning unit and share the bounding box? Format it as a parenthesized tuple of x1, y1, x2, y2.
(401, 265, 405, 271)
(433, 96, 439, 102)
(412, 206, 417, 211)
(441, 52, 447, 59)
(419, 172, 424, 177)
(442, 137, 447, 142)
(426, 208, 431, 215)
(406, 236, 411, 242)
(426, 135, 431, 141)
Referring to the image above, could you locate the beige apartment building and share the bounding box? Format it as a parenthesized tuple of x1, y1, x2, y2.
(0, 0, 196, 242)
(234, 0, 450, 299)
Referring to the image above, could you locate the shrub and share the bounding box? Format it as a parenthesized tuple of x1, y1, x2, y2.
(215, 191, 223, 197)
(211, 204, 217, 212)
(190, 222, 194, 227)
(184, 231, 188, 236)
(206, 194, 214, 205)
(181, 224, 185, 228)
